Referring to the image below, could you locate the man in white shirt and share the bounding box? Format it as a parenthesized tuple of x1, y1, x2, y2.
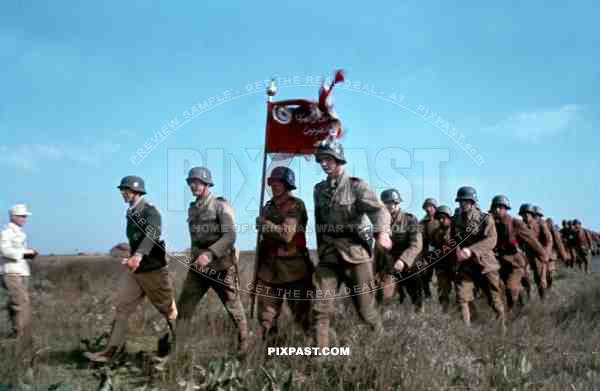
(0, 204, 38, 340)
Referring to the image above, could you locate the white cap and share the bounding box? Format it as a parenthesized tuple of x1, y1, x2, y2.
(9, 204, 32, 216)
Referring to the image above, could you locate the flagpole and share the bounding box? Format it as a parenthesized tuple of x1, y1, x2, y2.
(249, 78, 277, 319)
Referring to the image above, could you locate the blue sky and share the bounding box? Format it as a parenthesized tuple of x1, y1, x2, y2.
(1, 0, 598, 254)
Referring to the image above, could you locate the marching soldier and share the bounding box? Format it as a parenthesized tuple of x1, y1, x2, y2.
(518, 204, 551, 300)
(375, 189, 423, 313)
(312, 138, 391, 350)
(0, 204, 38, 343)
(427, 205, 455, 312)
(546, 217, 570, 284)
(490, 196, 546, 314)
(85, 176, 178, 363)
(254, 166, 314, 339)
(176, 167, 249, 354)
(560, 220, 574, 268)
(572, 219, 592, 274)
(532, 206, 554, 289)
(452, 186, 505, 328)
(419, 198, 439, 299)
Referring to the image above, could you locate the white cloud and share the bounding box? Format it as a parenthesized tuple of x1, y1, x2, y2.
(0, 142, 121, 171)
(487, 104, 582, 143)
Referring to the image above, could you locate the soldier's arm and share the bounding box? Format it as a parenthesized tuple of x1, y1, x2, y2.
(514, 219, 546, 258)
(353, 179, 391, 236)
(553, 227, 569, 260)
(313, 186, 324, 247)
(398, 217, 423, 267)
(135, 206, 162, 256)
(263, 217, 298, 243)
(464, 215, 497, 260)
(540, 223, 554, 255)
(0, 228, 24, 261)
(208, 200, 236, 258)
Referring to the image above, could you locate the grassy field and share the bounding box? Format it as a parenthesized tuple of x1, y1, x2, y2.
(1, 252, 599, 390)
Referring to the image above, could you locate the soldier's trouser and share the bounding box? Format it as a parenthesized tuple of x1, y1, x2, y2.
(499, 263, 523, 310)
(256, 277, 313, 336)
(456, 267, 504, 321)
(313, 259, 382, 349)
(421, 264, 434, 298)
(177, 265, 248, 343)
(575, 249, 591, 273)
(2, 274, 31, 340)
(108, 267, 178, 348)
(435, 265, 454, 311)
(527, 257, 547, 298)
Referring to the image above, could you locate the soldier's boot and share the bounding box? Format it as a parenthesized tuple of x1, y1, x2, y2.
(460, 303, 471, 326)
(157, 319, 176, 358)
(440, 297, 450, 314)
(83, 345, 122, 363)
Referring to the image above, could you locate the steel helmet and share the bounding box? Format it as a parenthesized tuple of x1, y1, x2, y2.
(267, 166, 296, 190)
(435, 205, 453, 219)
(380, 189, 402, 203)
(532, 206, 544, 217)
(118, 176, 146, 194)
(518, 203, 535, 216)
(186, 167, 214, 187)
(314, 138, 346, 164)
(422, 198, 439, 209)
(455, 186, 478, 203)
(490, 195, 511, 210)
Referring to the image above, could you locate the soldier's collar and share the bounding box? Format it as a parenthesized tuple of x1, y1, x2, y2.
(193, 192, 213, 207)
(327, 169, 346, 187)
(272, 193, 291, 207)
(128, 196, 145, 212)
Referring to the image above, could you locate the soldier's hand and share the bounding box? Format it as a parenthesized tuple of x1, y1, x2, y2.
(122, 253, 142, 271)
(394, 259, 405, 272)
(195, 252, 211, 269)
(376, 232, 392, 250)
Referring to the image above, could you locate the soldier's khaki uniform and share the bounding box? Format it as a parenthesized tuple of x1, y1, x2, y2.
(375, 211, 423, 311)
(564, 226, 578, 268)
(312, 170, 390, 349)
(256, 194, 314, 336)
(104, 198, 177, 352)
(522, 219, 552, 298)
(177, 194, 248, 350)
(427, 224, 455, 312)
(573, 227, 593, 273)
(452, 208, 504, 323)
(494, 215, 546, 310)
(419, 215, 439, 299)
(548, 222, 569, 285)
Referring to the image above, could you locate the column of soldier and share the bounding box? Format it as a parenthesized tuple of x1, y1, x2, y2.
(4, 136, 588, 363)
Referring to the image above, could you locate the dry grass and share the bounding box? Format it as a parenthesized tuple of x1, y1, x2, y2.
(0, 253, 599, 390)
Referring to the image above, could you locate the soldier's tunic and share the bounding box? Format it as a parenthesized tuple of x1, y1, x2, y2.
(427, 224, 455, 311)
(177, 193, 248, 346)
(494, 215, 546, 308)
(375, 211, 423, 309)
(313, 170, 390, 349)
(452, 208, 504, 317)
(564, 227, 578, 268)
(419, 215, 439, 298)
(108, 197, 177, 348)
(256, 193, 314, 334)
(522, 219, 551, 297)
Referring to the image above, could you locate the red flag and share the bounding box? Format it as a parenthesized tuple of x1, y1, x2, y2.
(265, 69, 345, 154)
